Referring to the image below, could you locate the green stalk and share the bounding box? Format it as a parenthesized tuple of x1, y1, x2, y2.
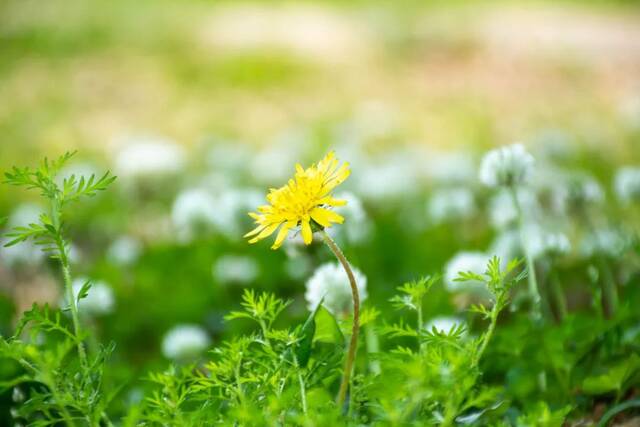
(52, 197, 87, 366)
(509, 186, 542, 319)
(321, 231, 360, 409)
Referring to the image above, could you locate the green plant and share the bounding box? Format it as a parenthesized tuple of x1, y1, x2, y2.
(1, 152, 116, 425)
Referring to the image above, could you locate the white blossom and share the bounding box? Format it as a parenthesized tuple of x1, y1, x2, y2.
(171, 188, 218, 242)
(479, 144, 535, 187)
(614, 167, 640, 204)
(161, 324, 211, 360)
(305, 262, 368, 316)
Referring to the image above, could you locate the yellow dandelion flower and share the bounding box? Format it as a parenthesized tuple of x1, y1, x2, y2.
(245, 151, 350, 249)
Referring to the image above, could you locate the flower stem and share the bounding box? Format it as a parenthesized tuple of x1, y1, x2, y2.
(509, 186, 542, 319)
(321, 231, 360, 409)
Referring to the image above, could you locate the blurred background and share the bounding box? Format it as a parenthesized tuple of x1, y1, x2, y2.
(1, 0, 640, 401)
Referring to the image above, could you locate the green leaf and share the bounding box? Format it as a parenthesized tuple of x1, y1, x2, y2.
(314, 306, 344, 345)
(76, 280, 92, 304)
(295, 300, 323, 368)
(582, 354, 640, 395)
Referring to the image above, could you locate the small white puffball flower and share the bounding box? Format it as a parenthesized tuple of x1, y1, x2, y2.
(70, 278, 115, 316)
(114, 135, 186, 178)
(161, 324, 210, 360)
(488, 189, 538, 230)
(580, 228, 629, 258)
(614, 167, 640, 204)
(427, 187, 476, 225)
(444, 251, 491, 296)
(213, 255, 259, 285)
(327, 192, 372, 244)
(424, 316, 466, 335)
(107, 235, 142, 266)
(479, 144, 535, 188)
(171, 188, 218, 242)
(522, 223, 571, 259)
(305, 262, 368, 316)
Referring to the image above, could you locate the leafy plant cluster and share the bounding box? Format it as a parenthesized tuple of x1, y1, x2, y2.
(1, 152, 639, 426)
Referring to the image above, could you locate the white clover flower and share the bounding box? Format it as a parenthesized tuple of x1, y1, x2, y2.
(327, 192, 372, 244)
(213, 255, 259, 285)
(479, 144, 535, 188)
(427, 187, 476, 225)
(580, 228, 629, 258)
(444, 251, 491, 296)
(70, 278, 115, 316)
(488, 189, 538, 230)
(522, 223, 571, 259)
(171, 188, 218, 242)
(614, 167, 640, 204)
(161, 324, 210, 360)
(424, 316, 466, 335)
(305, 262, 368, 316)
(107, 235, 142, 266)
(114, 135, 186, 178)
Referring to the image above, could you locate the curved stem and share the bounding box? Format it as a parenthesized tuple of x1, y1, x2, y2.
(321, 231, 360, 409)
